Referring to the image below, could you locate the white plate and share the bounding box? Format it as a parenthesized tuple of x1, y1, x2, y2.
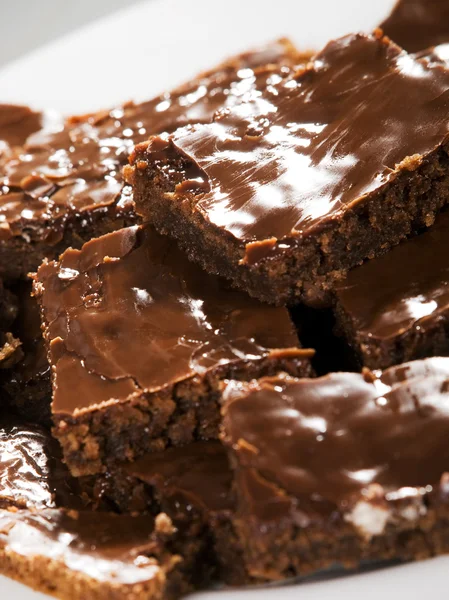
(1, 0, 448, 597)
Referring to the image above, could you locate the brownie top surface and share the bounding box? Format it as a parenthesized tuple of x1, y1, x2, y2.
(0, 418, 82, 510)
(123, 440, 233, 513)
(0, 509, 171, 585)
(335, 209, 449, 341)
(35, 225, 302, 415)
(0, 40, 300, 243)
(381, 0, 449, 53)
(145, 33, 449, 258)
(222, 358, 449, 521)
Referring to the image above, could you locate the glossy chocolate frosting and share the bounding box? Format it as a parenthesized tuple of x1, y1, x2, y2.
(0, 509, 174, 586)
(0, 419, 82, 510)
(336, 210, 449, 342)
(381, 0, 449, 53)
(123, 441, 233, 513)
(0, 40, 302, 243)
(144, 33, 449, 262)
(222, 360, 449, 521)
(35, 225, 302, 416)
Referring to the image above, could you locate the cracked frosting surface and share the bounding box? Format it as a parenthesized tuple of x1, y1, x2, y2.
(35, 225, 303, 415)
(336, 210, 449, 342)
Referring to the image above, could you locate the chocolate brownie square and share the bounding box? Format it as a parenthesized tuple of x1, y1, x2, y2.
(0, 418, 214, 599)
(219, 358, 449, 582)
(127, 32, 449, 307)
(0, 39, 306, 281)
(33, 224, 313, 476)
(334, 209, 449, 370)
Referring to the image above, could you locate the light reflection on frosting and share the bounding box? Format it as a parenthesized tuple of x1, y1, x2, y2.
(160, 33, 449, 245)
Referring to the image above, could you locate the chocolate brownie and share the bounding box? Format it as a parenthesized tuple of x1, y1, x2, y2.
(2, 283, 51, 424)
(127, 32, 449, 307)
(0, 509, 205, 600)
(334, 209, 449, 370)
(33, 224, 314, 476)
(0, 39, 306, 281)
(381, 0, 449, 53)
(220, 359, 449, 582)
(94, 441, 252, 586)
(0, 417, 212, 598)
(0, 417, 83, 510)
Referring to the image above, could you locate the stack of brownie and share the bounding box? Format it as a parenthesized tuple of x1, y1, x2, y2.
(2, 0, 449, 597)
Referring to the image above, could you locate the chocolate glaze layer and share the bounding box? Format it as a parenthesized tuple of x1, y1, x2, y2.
(0, 40, 302, 244)
(335, 210, 449, 342)
(34, 225, 302, 416)
(141, 33, 449, 261)
(0, 418, 82, 510)
(0, 509, 173, 586)
(381, 0, 449, 53)
(222, 360, 449, 521)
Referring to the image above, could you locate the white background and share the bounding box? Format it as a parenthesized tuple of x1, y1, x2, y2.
(0, 0, 141, 66)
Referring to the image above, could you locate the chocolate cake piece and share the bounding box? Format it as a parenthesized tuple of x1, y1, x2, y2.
(94, 441, 251, 586)
(0, 417, 213, 598)
(0, 509, 204, 600)
(127, 32, 449, 307)
(33, 224, 313, 477)
(2, 283, 51, 424)
(0, 39, 306, 281)
(334, 209, 449, 370)
(381, 0, 449, 53)
(220, 359, 449, 582)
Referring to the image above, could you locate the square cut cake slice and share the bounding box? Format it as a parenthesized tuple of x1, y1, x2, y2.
(380, 0, 449, 53)
(127, 32, 449, 306)
(33, 224, 314, 477)
(220, 358, 449, 582)
(0, 39, 307, 281)
(0, 509, 204, 600)
(334, 209, 449, 370)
